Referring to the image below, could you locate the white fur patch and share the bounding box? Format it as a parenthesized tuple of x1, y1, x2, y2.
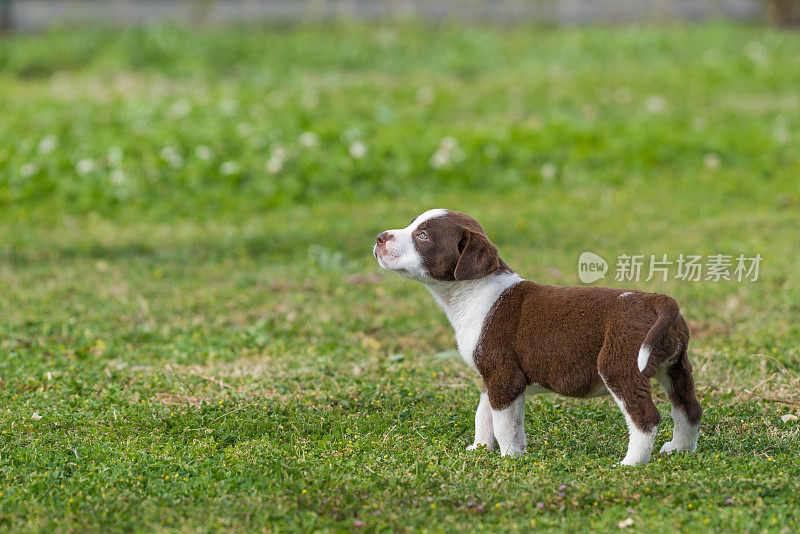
(621, 421, 658, 466)
(425, 272, 522, 370)
(409, 208, 450, 229)
(655, 367, 700, 454)
(659, 405, 699, 454)
(637, 344, 652, 372)
(618, 291, 633, 299)
(491, 395, 527, 456)
(467, 390, 496, 450)
(374, 208, 448, 279)
(601, 376, 657, 465)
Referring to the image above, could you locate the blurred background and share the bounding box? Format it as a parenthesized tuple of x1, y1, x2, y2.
(1, 1, 799, 531)
(2, 1, 800, 31)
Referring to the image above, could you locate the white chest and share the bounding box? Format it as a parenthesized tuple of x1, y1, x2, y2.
(426, 273, 522, 371)
(450, 302, 493, 370)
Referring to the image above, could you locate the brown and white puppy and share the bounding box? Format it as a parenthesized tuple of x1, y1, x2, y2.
(373, 209, 702, 465)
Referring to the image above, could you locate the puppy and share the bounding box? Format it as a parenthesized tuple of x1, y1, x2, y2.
(373, 209, 701, 465)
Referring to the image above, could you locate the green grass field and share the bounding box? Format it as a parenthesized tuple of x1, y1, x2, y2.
(1, 23, 799, 532)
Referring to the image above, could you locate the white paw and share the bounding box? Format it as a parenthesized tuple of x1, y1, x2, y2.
(619, 459, 643, 466)
(619, 455, 649, 466)
(659, 441, 697, 454)
(499, 446, 526, 457)
(466, 444, 478, 451)
(659, 441, 678, 454)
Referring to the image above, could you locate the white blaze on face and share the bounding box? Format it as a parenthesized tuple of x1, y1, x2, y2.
(374, 208, 448, 279)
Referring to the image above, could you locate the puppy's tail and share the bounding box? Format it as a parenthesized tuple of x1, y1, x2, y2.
(637, 297, 681, 372)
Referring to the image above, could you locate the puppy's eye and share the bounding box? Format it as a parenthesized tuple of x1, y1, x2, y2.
(417, 231, 429, 240)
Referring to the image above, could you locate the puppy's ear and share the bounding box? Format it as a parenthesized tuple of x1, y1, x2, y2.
(454, 230, 500, 281)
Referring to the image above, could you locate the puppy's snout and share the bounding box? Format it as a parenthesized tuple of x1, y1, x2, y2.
(376, 231, 391, 245)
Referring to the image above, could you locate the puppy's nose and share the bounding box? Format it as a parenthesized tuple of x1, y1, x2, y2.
(376, 231, 390, 245)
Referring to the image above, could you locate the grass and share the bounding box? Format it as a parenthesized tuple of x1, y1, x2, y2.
(1, 22, 799, 532)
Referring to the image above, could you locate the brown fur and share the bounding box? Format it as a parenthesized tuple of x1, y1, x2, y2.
(479, 283, 701, 432)
(410, 211, 701, 434)
(414, 212, 511, 281)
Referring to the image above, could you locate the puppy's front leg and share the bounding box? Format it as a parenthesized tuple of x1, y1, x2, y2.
(467, 390, 496, 451)
(491, 394, 527, 456)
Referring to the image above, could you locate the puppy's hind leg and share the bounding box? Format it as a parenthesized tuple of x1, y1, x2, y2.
(599, 340, 660, 466)
(656, 345, 702, 454)
(467, 389, 496, 451)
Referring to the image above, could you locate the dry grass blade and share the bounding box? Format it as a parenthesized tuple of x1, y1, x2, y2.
(189, 368, 232, 389)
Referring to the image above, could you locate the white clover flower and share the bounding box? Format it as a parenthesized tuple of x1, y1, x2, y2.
(195, 145, 212, 161)
(703, 153, 721, 169)
(439, 137, 457, 152)
(108, 146, 124, 167)
(540, 163, 557, 181)
(169, 99, 191, 118)
(220, 99, 237, 116)
(219, 161, 241, 176)
(349, 141, 367, 159)
(693, 117, 707, 131)
(299, 131, 319, 148)
(38, 135, 58, 154)
(773, 117, 790, 144)
(160, 146, 178, 160)
(416, 86, 435, 105)
(20, 163, 39, 178)
(159, 146, 183, 169)
(32, 412, 43, 421)
(645, 95, 666, 115)
(271, 146, 286, 160)
(431, 137, 464, 168)
(774, 128, 790, 144)
(76, 158, 96, 174)
(110, 169, 127, 185)
(342, 127, 361, 142)
(745, 41, 768, 63)
(266, 146, 286, 174)
(266, 156, 283, 174)
(429, 149, 450, 169)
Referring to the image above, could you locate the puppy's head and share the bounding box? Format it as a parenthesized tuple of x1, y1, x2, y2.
(373, 209, 501, 281)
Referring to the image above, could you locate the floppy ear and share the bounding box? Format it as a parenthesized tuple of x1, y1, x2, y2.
(454, 230, 500, 281)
